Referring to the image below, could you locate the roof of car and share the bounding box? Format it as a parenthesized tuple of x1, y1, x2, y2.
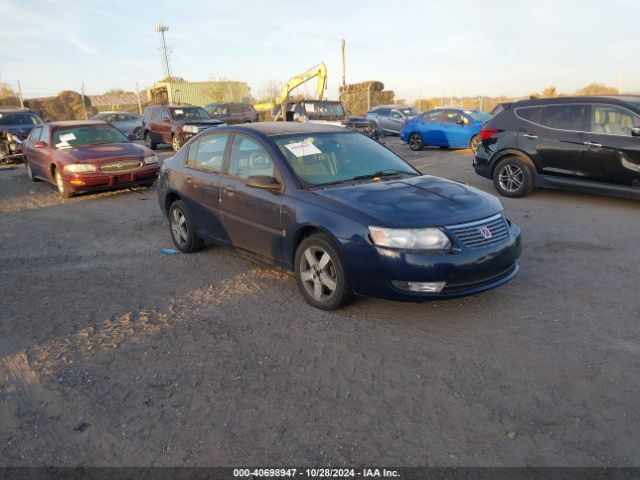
(45, 120, 108, 128)
(95, 111, 139, 115)
(512, 95, 640, 107)
(0, 107, 35, 113)
(226, 121, 346, 136)
(371, 104, 413, 109)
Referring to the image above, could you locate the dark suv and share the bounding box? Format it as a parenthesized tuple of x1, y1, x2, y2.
(474, 96, 640, 199)
(204, 102, 258, 124)
(0, 107, 43, 163)
(142, 105, 224, 152)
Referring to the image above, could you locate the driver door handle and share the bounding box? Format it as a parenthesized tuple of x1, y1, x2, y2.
(523, 134, 538, 139)
(224, 184, 235, 197)
(583, 141, 602, 148)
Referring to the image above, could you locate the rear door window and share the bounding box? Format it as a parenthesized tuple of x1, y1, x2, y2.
(537, 104, 589, 131)
(29, 126, 42, 142)
(591, 104, 640, 136)
(186, 133, 229, 172)
(515, 106, 543, 123)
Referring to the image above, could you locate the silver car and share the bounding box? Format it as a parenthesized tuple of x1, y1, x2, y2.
(91, 111, 144, 139)
(366, 105, 420, 135)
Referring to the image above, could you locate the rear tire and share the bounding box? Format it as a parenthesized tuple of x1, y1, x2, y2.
(408, 132, 424, 151)
(169, 200, 204, 253)
(294, 233, 353, 311)
(469, 134, 481, 153)
(492, 156, 535, 198)
(144, 132, 157, 150)
(26, 161, 40, 182)
(133, 127, 144, 140)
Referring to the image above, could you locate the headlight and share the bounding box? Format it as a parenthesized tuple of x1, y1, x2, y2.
(182, 125, 198, 133)
(63, 164, 94, 173)
(9, 134, 22, 144)
(368, 226, 451, 251)
(143, 155, 159, 165)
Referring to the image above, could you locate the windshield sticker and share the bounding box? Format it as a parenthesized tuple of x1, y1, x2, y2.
(284, 141, 322, 157)
(59, 133, 76, 142)
(174, 109, 183, 115)
(305, 103, 315, 112)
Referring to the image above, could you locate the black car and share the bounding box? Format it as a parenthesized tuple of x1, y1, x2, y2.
(157, 122, 521, 310)
(0, 107, 43, 163)
(474, 96, 640, 199)
(205, 103, 258, 124)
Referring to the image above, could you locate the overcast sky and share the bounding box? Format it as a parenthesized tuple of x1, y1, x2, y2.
(1, 0, 638, 100)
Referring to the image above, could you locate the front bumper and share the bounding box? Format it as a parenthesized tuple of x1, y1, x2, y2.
(61, 165, 160, 193)
(339, 221, 522, 301)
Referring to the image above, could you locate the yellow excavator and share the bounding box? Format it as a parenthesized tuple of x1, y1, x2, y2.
(253, 63, 328, 120)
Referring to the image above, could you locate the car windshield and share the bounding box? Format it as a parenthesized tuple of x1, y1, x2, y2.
(207, 105, 228, 116)
(52, 125, 128, 148)
(170, 107, 211, 120)
(304, 102, 345, 120)
(274, 132, 418, 187)
(0, 112, 43, 126)
(399, 107, 419, 117)
(466, 110, 491, 122)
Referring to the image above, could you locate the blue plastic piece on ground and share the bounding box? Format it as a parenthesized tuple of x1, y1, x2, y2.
(160, 248, 179, 255)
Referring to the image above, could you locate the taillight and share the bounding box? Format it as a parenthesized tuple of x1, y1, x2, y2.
(480, 128, 500, 141)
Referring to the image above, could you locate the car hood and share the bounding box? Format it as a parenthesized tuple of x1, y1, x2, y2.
(311, 175, 503, 228)
(53, 142, 149, 162)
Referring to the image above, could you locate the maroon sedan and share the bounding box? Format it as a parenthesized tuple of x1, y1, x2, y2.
(22, 120, 160, 198)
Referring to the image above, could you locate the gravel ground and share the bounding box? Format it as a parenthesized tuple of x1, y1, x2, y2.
(0, 138, 639, 466)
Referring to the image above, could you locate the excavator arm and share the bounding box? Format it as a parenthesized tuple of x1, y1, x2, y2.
(254, 63, 327, 119)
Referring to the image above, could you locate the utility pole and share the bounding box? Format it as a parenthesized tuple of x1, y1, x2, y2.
(17, 80, 24, 108)
(135, 81, 143, 115)
(341, 39, 346, 87)
(81, 81, 87, 120)
(155, 23, 172, 79)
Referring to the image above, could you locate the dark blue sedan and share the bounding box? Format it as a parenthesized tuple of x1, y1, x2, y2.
(157, 123, 522, 310)
(400, 108, 491, 153)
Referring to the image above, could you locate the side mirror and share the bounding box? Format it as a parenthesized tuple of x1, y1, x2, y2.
(245, 175, 281, 191)
(127, 134, 137, 141)
(456, 119, 466, 126)
(632, 127, 640, 137)
(34, 141, 47, 148)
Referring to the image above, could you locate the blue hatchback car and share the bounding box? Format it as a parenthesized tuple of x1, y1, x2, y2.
(400, 108, 491, 153)
(157, 123, 521, 310)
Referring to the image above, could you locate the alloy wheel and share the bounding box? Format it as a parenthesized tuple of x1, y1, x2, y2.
(498, 164, 524, 192)
(171, 208, 188, 246)
(55, 171, 65, 194)
(172, 136, 182, 152)
(299, 246, 338, 302)
(470, 135, 480, 153)
(409, 133, 423, 150)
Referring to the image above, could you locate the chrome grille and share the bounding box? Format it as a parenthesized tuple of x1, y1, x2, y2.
(99, 160, 142, 173)
(446, 214, 510, 250)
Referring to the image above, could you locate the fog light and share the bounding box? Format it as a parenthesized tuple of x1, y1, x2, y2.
(392, 280, 447, 293)
(70, 180, 85, 186)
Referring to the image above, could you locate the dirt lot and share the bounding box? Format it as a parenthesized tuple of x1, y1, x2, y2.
(1, 138, 639, 467)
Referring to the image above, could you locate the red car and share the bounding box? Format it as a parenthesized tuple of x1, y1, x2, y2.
(22, 120, 160, 198)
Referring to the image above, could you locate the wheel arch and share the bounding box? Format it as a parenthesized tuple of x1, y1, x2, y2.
(288, 224, 343, 269)
(164, 191, 182, 217)
(489, 148, 535, 178)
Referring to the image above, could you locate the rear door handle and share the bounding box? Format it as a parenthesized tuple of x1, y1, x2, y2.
(224, 185, 235, 196)
(523, 134, 538, 139)
(185, 174, 193, 182)
(583, 141, 602, 148)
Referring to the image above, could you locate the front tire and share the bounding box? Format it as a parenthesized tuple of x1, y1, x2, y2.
(54, 169, 72, 198)
(144, 132, 157, 150)
(408, 132, 424, 151)
(294, 233, 353, 310)
(171, 135, 183, 152)
(168, 200, 204, 253)
(492, 156, 535, 198)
